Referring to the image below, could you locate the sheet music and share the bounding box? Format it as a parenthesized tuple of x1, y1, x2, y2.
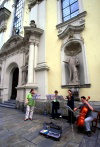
(32, 94, 41, 100)
(46, 94, 63, 100)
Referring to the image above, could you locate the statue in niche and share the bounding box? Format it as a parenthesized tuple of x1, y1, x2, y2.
(64, 56, 80, 85)
(22, 70, 28, 85)
(25, 50, 29, 66)
(21, 50, 28, 85)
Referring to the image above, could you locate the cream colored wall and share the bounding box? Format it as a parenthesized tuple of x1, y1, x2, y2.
(80, 0, 100, 101)
(46, 0, 100, 100)
(46, 0, 66, 97)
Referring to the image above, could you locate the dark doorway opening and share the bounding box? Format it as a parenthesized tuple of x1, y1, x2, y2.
(11, 67, 19, 100)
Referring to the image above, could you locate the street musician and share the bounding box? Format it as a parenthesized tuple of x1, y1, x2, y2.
(74, 96, 94, 137)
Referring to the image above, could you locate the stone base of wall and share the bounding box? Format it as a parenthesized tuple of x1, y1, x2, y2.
(16, 101, 25, 112)
(16, 100, 100, 115)
(0, 98, 2, 103)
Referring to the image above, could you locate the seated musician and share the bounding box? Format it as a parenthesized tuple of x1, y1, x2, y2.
(74, 96, 94, 137)
(51, 90, 60, 119)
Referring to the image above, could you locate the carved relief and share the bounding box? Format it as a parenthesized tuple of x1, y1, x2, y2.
(28, 0, 43, 9)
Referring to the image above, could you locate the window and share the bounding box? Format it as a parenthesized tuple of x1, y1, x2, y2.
(61, 0, 79, 22)
(13, 0, 24, 34)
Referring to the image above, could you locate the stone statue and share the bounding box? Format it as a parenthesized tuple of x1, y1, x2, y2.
(21, 50, 29, 85)
(64, 56, 79, 85)
(25, 50, 29, 66)
(22, 70, 28, 85)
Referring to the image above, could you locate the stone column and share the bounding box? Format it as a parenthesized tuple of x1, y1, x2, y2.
(34, 42, 39, 68)
(57, 0, 62, 24)
(27, 41, 35, 84)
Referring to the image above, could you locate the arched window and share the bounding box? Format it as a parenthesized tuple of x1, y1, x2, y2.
(13, 0, 24, 34)
(61, 0, 79, 22)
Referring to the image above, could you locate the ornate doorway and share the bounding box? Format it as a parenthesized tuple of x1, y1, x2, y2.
(11, 67, 19, 100)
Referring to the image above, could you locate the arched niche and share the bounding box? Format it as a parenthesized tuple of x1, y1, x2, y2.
(61, 39, 90, 87)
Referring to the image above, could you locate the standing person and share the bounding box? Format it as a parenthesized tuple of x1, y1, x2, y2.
(74, 96, 94, 137)
(51, 90, 60, 119)
(24, 89, 36, 121)
(65, 89, 75, 123)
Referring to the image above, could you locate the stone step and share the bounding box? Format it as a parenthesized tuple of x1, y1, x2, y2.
(0, 103, 16, 109)
(4, 101, 16, 106)
(7, 100, 16, 104)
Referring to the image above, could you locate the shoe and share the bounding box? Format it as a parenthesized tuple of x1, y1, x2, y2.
(29, 118, 33, 121)
(86, 131, 92, 137)
(24, 118, 28, 121)
(50, 116, 55, 119)
(67, 120, 71, 123)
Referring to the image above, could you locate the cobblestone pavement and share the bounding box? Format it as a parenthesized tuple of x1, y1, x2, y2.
(0, 107, 100, 147)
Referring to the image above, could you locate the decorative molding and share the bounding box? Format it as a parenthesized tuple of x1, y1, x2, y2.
(0, 35, 25, 57)
(24, 21, 44, 43)
(24, 26, 44, 38)
(28, 0, 43, 9)
(64, 41, 82, 56)
(0, 22, 7, 33)
(61, 84, 91, 88)
(0, 7, 11, 22)
(56, 11, 87, 30)
(58, 24, 85, 39)
(35, 62, 49, 71)
(16, 84, 38, 89)
(19, 84, 38, 89)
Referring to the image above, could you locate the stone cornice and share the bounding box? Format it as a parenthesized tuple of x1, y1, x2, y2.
(0, 35, 26, 58)
(24, 26, 44, 38)
(35, 62, 49, 71)
(56, 11, 87, 29)
(0, 7, 11, 22)
(28, 0, 43, 9)
(16, 84, 38, 89)
(58, 24, 85, 39)
(61, 84, 91, 88)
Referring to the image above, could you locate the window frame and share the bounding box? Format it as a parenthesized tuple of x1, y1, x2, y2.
(13, 0, 24, 33)
(61, 0, 79, 22)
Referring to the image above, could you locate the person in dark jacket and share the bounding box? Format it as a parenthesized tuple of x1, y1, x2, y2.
(65, 89, 75, 123)
(51, 90, 60, 119)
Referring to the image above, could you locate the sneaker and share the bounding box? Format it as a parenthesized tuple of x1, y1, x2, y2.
(86, 131, 92, 137)
(29, 118, 33, 121)
(24, 118, 28, 121)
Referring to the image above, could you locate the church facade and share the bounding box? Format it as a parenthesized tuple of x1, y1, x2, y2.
(0, 0, 100, 108)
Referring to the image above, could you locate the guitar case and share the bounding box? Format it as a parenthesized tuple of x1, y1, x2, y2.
(40, 122, 62, 141)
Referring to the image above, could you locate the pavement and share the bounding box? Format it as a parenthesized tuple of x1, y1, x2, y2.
(0, 107, 100, 147)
